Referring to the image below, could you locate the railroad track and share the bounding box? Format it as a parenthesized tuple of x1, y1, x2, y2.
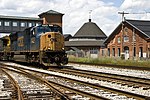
(0, 69, 22, 100)
(47, 67, 150, 97)
(0, 64, 70, 100)
(0, 64, 108, 100)
(49, 67, 150, 87)
(1, 62, 149, 100)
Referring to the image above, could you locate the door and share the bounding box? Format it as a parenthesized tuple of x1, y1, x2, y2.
(124, 46, 129, 60)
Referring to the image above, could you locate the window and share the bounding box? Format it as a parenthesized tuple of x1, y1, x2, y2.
(139, 47, 143, 57)
(124, 36, 129, 42)
(36, 23, 40, 26)
(118, 37, 121, 43)
(112, 48, 115, 57)
(108, 48, 110, 56)
(124, 27, 128, 33)
(32, 23, 35, 26)
(90, 48, 98, 54)
(21, 22, 25, 27)
(134, 47, 136, 57)
(28, 23, 32, 27)
(4, 21, 10, 26)
(0, 21, 1, 26)
(13, 22, 17, 26)
(102, 49, 104, 56)
(118, 48, 120, 56)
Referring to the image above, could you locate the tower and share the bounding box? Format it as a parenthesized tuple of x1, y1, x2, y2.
(38, 10, 64, 27)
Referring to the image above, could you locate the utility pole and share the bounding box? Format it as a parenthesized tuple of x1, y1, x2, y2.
(118, 11, 129, 22)
(118, 11, 129, 59)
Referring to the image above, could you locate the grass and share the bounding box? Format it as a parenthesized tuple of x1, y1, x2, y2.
(68, 57, 150, 68)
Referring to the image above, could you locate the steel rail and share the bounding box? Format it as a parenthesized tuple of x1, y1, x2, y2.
(0, 62, 149, 100)
(53, 68, 150, 86)
(1, 66, 71, 100)
(4, 64, 147, 100)
(0, 68, 24, 100)
(1, 65, 108, 100)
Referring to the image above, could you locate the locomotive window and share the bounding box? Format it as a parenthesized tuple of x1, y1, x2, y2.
(36, 26, 51, 36)
(49, 26, 62, 34)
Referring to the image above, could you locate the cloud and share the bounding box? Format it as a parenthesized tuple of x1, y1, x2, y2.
(120, 0, 150, 12)
(0, 0, 149, 36)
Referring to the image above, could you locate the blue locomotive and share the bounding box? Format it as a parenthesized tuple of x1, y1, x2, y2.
(0, 24, 68, 67)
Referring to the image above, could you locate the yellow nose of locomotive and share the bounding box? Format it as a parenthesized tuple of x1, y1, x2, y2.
(40, 32, 64, 51)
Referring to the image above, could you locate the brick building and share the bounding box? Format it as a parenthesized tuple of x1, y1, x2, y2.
(0, 10, 63, 37)
(104, 19, 150, 60)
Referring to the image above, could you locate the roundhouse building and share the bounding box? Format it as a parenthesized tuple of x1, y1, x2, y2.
(104, 19, 150, 60)
(65, 19, 107, 58)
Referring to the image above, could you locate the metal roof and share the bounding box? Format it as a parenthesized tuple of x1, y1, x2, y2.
(126, 19, 150, 38)
(0, 15, 42, 21)
(73, 21, 107, 38)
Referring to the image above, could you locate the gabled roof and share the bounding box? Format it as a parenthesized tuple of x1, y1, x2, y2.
(105, 19, 150, 44)
(38, 10, 64, 17)
(73, 21, 107, 38)
(0, 15, 42, 21)
(126, 19, 150, 37)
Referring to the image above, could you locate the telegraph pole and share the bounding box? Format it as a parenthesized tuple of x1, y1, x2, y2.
(118, 11, 129, 59)
(118, 11, 129, 22)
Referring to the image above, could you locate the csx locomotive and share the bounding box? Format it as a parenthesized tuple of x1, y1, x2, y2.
(0, 24, 68, 66)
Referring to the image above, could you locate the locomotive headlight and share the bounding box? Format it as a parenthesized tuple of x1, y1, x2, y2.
(62, 48, 64, 50)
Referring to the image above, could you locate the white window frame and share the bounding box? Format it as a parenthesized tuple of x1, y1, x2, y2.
(21, 22, 25, 27)
(4, 21, 10, 26)
(13, 22, 18, 27)
(28, 23, 32, 27)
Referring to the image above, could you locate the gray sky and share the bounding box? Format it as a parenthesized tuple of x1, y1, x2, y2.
(0, 0, 150, 36)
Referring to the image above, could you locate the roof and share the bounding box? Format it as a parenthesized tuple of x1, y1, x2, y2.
(105, 19, 150, 44)
(64, 34, 72, 41)
(38, 10, 64, 17)
(64, 34, 72, 38)
(65, 40, 105, 47)
(126, 19, 150, 37)
(73, 21, 107, 38)
(0, 15, 42, 21)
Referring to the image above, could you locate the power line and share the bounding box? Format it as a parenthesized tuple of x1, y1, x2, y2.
(118, 11, 150, 21)
(118, 11, 129, 21)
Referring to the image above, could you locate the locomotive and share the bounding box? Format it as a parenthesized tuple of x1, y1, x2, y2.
(0, 24, 68, 66)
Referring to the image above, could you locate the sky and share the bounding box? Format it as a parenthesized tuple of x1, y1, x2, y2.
(0, 0, 150, 36)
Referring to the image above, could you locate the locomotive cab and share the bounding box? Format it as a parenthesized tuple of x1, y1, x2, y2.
(29, 25, 68, 66)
